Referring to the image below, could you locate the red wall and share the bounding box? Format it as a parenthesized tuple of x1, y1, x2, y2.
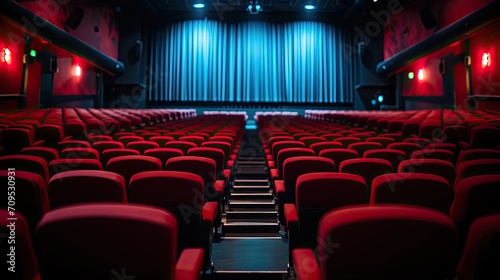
(384, 0, 493, 60)
(19, 0, 119, 59)
(469, 23, 500, 97)
(0, 20, 24, 96)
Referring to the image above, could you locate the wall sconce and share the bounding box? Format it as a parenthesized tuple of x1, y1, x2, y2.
(418, 68, 425, 81)
(482, 52, 491, 68)
(75, 63, 81, 77)
(408, 71, 415, 80)
(2, 47, 12, 64)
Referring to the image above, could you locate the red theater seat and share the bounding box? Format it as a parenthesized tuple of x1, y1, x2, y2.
(126, 140, 160, 154)
(450, 175, 500, 231)
(363, 148, 406, 170)
(0, 155, 50, 183)
(319, 148, 358, 172)
(309, 142, 343, 155)
(292, 206, 458, 280)
(371, 173, 453, 213)
(91, 140, 124, 154)
(347, 142, 383, 157)
(456, 214, 500, 280)
(48, 170, 126, 209)
(412, 149, 456, 165)
(285, 172, 366, 263)
(35, 204, 204, 280)
(49, 158, 103, 177)
(0, 128, 33, 154)
(56, 140, 90, 151)
(60, 147, 100, 160)
(0, 170, 49, 235)
(165, 141, 198, 154)
(365, 136, 395, 148)
(387, 142, 421, 158)
(456, 148, 500, 166)
(21, 147, 59, 164)
(106, 155, 162, 187)
(454, 159, 500, 189)
(0, 210, 40, 280)
(129, 171, 216, 267)
(149, 136, 175, 147)
(340, 158, 393, 194)
(399, 159, 456, 186)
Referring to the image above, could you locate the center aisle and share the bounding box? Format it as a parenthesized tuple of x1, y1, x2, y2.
(209, 129, 290, 280)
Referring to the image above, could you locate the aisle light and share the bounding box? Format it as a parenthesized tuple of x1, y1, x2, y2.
(418, 68, 424, 81)
(2, 48, 12, 64)
(482, 52, 491, 68)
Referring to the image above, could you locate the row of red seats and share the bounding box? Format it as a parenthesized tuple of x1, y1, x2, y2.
(1, 112, 247, 278)
(257, 113, 500, 280)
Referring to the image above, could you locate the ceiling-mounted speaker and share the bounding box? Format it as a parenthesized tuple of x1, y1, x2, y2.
(419, 6, 438, 30)
(65, 6, 84, 30)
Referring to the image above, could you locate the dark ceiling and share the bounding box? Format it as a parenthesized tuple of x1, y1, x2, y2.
(111, 0, 387, 23)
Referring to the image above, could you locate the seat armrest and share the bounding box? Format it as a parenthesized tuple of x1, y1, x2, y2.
(284, 203, 298, 226)
(292, 249, 321, 280)
(268, 160, 275, 169)
(202, 202, 218, 223)
(176, 248, 204, 280)
(274, 180, 285, 194)
(223, 169, 231, 180)
(215, 180, 225, 193)
(458, 141, 470, 150)
(270, 168, 279, 181)
(266, 154, 273, 160)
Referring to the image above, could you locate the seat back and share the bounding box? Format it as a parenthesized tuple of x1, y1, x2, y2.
(296, 173, 366, 248)
(399, 159, 456, 186)
(283, 156, 335, 204)
(0, 211, 39, 280)
(365, 137, 395, 148)
(456, 148, 500, 166)
(21, 147, 59, 164)
(106, 155, 162, 187)
(412, 149, 456, 165)
(165, 141, 198, 155)
(315, 206, 458, 279)
(165, 156, 217, 201)
(91, 141, 124, 154)
(371, 173, 453, 213)
(457, 214, 500, 280)
(48, 170, 126, 209)
(363, 148, 407, 170)
(347, 142, 383, 157)
(188, 147, 225, 175)
(450, 175, 500, 229)
(469, 126, 500, 148)
(126, 141, 160, 154)
(0, 171, 49, 235)
(319, 148, 358, 172)
(49, 158, 103, 178)
(309, 142, 343, 155)
(60, 147, 100, 160)
(129, 171, 205, 256)
(340, 158, 393, 194)
(0, 128, 32, 154)
(0, 155, 50, 183)
(35, 204, 179, 280)
(277, 148, 315, 178)
(387, 142, 421, 158)
(455, 159, 500, 189)
(271, 141, 305, 163)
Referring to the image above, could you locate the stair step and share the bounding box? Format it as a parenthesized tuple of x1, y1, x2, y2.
(230, 193, 273, 200)
(225, 211, 277, 220)
(223, 222, 279, 233)
(232, 185, 270, 193)
(234, 179, 269, 186)
(229, 201, 275, 210)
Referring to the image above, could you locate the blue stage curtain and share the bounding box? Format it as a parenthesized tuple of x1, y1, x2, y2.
(148, 19, 356, 103)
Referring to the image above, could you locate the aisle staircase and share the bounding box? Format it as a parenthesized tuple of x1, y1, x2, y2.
(209, 129, 290, 280)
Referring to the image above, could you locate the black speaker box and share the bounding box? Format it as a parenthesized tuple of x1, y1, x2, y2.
(419, 6, 438, 30)
(65, 6, 84, 30)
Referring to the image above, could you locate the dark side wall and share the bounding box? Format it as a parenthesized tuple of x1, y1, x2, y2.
(382, 0, 500, 110)
(0, 0, 119, 110)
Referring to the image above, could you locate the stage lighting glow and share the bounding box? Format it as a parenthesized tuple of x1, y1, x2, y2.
(377, 95, 384, 103)
(408, 71, 414, 80)
(256, 4, 261, 10)
(482, 52, 491, 68)
(193, 3, 205, 8)
(304, 4, 316, 10)
(418, 68, 424, 81)
(371, 99, 377, 106)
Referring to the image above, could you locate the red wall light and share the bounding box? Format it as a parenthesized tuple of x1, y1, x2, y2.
(2, 47, 12, 64)
(481, 52, 491, 68)
(418, 68, 425, 81)
(74, 63, 81, 77)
